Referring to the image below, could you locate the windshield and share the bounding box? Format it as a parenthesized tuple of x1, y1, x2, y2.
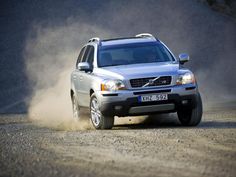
(98, 42, 175, 67)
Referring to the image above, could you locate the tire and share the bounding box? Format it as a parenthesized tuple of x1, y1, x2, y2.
(177, 92, 203, 126)
(90, 93, 114, 129)
(72, 94, 80, 120)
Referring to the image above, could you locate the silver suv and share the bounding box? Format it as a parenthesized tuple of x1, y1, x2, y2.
(70, 33, 202, 129)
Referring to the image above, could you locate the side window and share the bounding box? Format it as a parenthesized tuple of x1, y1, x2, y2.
(75, 45, 94, 69)
(86, 46, 94, 65)
(81, 46, 90, 62)
(76, 47, 86, 68)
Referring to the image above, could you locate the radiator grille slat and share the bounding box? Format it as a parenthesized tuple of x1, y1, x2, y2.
(130, 76, 172, 88)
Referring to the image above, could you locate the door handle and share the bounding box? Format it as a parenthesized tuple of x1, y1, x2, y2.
(79, 76, 83, 80)
(73, 75, 77, 79)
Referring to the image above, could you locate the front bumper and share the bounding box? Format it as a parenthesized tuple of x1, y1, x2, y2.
(99, 93, 198, 116)
(96, 84, 198, 116)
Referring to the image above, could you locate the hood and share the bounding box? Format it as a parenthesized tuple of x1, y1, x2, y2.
(94, 62, 180, 80)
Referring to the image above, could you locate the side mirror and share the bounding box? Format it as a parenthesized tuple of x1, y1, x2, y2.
(178, 53, 190, 64)
(77, 62, 92, 72)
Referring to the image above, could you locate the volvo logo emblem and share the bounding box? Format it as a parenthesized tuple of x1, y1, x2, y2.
(142, 77, 160, 87)
(148, 79, 154, 85)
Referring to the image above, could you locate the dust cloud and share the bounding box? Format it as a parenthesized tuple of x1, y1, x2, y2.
(24, 20, 114, 130)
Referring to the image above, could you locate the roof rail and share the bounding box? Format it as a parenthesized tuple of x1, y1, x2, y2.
(88, 37, 100, 43)
(135, 33, 156, 40)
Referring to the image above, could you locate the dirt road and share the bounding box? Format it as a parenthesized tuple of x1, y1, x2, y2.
(1, 107, 236, 177)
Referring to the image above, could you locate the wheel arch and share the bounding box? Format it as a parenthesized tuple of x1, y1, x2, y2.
(90, 89, 94, 97)
(70, 89, 74, 100)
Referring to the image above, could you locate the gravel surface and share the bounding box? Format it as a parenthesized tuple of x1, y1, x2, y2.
(0, 109, 236, 177)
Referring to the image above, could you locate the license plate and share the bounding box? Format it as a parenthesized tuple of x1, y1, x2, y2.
(138, 94, 168, 102)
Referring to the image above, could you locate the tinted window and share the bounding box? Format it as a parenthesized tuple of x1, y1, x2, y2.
(98, 42, 174, 67)
(76, 46, 86, 68)
(86, 46, 94, 65)
(81, 46, 90, 62)
(81, 45, 94, 64)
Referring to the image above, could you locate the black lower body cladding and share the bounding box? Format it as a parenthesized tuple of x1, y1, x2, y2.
(100, 94, 198, 117)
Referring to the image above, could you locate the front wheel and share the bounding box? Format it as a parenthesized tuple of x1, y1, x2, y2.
(177, 93, 203, 126)
(90, 93, 114, 129)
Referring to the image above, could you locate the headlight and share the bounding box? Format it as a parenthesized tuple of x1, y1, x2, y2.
(101, 80, 126, 91)
(176, 72, 195, 85)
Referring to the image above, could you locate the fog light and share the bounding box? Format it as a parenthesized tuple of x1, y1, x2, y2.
(182, 100, 188, 105)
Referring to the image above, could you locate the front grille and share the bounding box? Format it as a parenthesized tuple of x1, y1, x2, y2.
(130, 76, 172, 88)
